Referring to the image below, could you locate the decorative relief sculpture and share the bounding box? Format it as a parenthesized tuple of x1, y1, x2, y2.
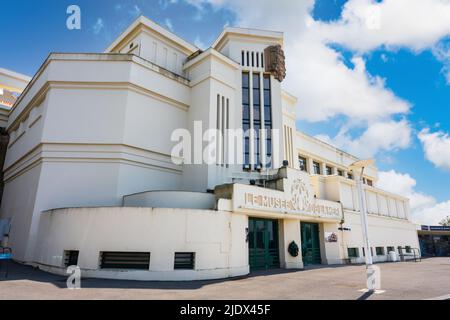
(264, 45, 286, 82)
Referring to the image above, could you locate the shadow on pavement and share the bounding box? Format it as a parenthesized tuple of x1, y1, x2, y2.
(1, 262, 309, 290)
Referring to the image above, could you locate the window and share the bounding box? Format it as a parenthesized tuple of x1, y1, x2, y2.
(326, 166, 333, 175)
(367, 179, 373, 186)
(337, 169, 344, 177)
(253, 73, 261, 168)
(174, 252, 195, 270)
(348, 248, 359, 258)
(242, 72, 250, 167)
(100, 252, 150, 270)
(313, 161, 321, 175)
(241, 51, 245, 65)
(405, 246, 412, 253)
(362, 247, 365, 256)
(387, 246, 395, 253)
(298, 156, 307, 172)
(376, 247, 385, 256)
(64, 250, 79, 267)
(263, 74, 272, 168)
(347, 173, 353, 180)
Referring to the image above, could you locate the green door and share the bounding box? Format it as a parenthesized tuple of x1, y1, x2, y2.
(301, 222, 322, 265)
(248, 218, 280, 270)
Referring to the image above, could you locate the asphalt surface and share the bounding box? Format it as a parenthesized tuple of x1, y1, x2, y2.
(0, 257, 449, 300)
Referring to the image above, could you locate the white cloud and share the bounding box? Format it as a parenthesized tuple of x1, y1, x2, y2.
(93, 18, 105, 35)
(316, 0, 450, 53)
(377, 170, 449, 225)
(182, 0, 450, 158)
(316, 119, 411, 158)
(418, 128, 450, 170)
(194, 36, 207, 50)
(165, 18, 174, 31)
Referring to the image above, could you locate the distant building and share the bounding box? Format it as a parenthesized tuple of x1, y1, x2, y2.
(0, 16, 419, 281)
(418, 225, 450, 257)
(0, 68, 30, 208)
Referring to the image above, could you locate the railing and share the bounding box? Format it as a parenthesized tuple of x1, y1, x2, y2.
(0, 246, 12, 278)
(397, 247, 421, 262)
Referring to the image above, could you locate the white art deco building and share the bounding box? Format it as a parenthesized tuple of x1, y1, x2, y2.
(0, 16, 419, 281)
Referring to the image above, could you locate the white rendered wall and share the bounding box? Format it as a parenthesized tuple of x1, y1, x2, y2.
(34, 207, 249, 281)
(342, 210, 420, 263)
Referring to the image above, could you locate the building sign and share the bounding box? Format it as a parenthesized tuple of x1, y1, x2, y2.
(264, 45, 286, 82)
(233, 168, 342, 221)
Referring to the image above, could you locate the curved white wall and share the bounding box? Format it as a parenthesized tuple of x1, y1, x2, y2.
(34, 207, 249, 281)
(123, 191, 217, 209)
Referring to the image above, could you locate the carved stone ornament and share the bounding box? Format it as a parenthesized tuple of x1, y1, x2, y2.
(264, 45, 286, 82)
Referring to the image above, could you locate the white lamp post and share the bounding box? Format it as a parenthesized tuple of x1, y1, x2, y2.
(349, 159, 376, 291)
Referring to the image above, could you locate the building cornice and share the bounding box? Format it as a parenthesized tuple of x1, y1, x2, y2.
(8, 53, 191, 131)
(105, 16, 198, 55)
(212, 27, 284, 51)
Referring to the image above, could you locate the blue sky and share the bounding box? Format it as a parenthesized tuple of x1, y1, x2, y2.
(1, 0, 449, 224)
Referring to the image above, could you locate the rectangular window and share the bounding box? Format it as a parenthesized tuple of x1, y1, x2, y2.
(263, 74, 272, 168)
(174, 252, 195, 270)
(313, 161, 321, 175)
(376, 247, 385, 256)
(337, 169, 344, 176)
(251, 52, 255, 67)
(326, 166, 333, 175)
(256, 52, 259, 68)
(367, 179, 373, 186)
(242, 72, 250, 167)
(299, 156, 307, 172)
(100, 252, 150, 270)
(247, 52, 250, 67)
(387, 246, 395, 253)
(253, 73, 261, 168)
(64, 250, 79, 267)
(348, 248, 359, 258)
(347, 173, 353, 180)
(405, 246, 412, 253)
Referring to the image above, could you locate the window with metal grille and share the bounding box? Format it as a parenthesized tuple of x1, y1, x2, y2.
(64, 250, 79, 267)
(100, 252, 150, 270)
(376, 247, 385, 256)
(298, 156, 307, 172)
(347, 248, 359, 258)
(174, 252, 195, 270)
(313, 161, 321, 175)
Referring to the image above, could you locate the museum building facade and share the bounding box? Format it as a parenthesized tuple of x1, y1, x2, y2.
(0, 16, 419, 281)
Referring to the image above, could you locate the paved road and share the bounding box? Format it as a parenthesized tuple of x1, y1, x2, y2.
(0, 258, 449, 300)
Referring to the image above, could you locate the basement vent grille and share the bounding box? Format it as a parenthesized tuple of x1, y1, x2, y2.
(174, 252, 195, 270)
(100, 252, 150, 270)
(64, 250, 79, 267)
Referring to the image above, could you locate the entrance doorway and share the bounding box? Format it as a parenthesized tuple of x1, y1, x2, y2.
(301, 222, 322, 265)
(248, 218, 280, 270)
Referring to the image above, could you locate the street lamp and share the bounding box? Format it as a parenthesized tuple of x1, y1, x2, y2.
(349, 159, 376, 292)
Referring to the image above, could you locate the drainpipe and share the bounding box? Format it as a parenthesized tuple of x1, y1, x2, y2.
(338, 201, 347, 263)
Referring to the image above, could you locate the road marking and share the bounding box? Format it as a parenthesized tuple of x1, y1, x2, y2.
(425, 294, 450, 300)
(358, 289, 386, 294)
